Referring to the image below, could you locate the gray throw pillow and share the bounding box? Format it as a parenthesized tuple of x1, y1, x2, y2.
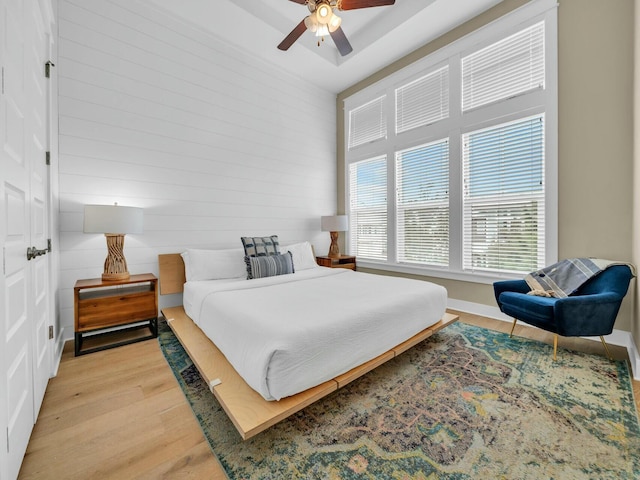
(241, 235, 280, 257)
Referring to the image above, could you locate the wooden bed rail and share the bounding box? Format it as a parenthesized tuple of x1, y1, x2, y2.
(162, 305, 458, 440)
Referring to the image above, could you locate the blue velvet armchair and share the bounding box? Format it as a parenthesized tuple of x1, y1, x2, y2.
(493, 265, 634, 360)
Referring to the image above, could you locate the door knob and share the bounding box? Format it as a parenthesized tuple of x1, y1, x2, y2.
(27, 246, 48, 260)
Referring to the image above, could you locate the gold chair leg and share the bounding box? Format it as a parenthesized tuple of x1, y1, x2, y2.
(553, 334, 558, 361)
(509, 318, 517, 337)
(600, 336, 613, 361)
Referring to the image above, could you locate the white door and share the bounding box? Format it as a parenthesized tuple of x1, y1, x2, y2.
(0, 0, 53, 478)
(26, 0, 51, 416)
(1, 0, 35, 477)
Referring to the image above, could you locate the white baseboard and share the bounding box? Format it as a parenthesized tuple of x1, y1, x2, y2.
(627, 339, 640, 381)
(447, 298, 640, 381)
(51, 325, 67, 377)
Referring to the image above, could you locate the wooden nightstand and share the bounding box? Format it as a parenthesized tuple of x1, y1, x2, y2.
(74, 273, 158, 356)
(316, 255, 356, 271)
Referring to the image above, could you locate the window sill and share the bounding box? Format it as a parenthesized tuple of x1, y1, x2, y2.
(355, 260, 523, 285)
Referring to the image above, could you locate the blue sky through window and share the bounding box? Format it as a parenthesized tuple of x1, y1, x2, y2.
(466, 116, 544, 197)
(352, 157, 386, 208)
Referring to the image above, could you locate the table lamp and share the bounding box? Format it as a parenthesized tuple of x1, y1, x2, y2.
(84, 203, 144, 281)
(321, 215, 348, 258)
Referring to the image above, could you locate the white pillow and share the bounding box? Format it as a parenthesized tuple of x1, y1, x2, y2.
(181, 248, 246, 281)
(282, 241, 318, 271)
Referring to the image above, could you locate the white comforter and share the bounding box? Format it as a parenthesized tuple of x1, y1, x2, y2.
(183, 268, 447, 401)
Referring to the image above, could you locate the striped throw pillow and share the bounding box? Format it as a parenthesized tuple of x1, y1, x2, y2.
(245, 251, 295, 280)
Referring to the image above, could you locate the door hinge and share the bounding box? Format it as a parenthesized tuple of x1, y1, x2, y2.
(49, 325, 54, 340)
(45, 151, 50, 165)
(45, 61, 55, 78)
(6, 427, 8, 453)
(47, 238, 52, 252)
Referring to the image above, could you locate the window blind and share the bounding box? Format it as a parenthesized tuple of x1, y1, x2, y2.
(396, 66, 449, 134)
(396, 139, 449, 266)
(349, 156, 387, 260)
(462, 22, 544, 111)
(348, 95, 387, 150)
(462, 115, 545, 273)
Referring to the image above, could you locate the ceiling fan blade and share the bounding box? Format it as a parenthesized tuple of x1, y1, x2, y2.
(288, 0, 307, 4)
(338, 0, 395, 10)
(278, 19, 308, 51)
(330, 27, 353, 56)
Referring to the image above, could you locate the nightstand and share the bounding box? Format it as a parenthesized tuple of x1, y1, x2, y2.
(316, 255, 356, 271)
(74, 273, 158, 356)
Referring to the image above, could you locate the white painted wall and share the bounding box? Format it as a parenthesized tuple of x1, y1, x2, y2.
(57, 0, 337, 338)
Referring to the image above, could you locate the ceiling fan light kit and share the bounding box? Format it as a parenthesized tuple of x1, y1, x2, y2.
(278, 0, 395, 56)
(316, 3, 332, 23)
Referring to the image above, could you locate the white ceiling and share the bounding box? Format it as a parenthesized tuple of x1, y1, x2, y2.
(147, 0, 504, 94)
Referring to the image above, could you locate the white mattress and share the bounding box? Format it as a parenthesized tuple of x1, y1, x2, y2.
(183, 268, 447, 401)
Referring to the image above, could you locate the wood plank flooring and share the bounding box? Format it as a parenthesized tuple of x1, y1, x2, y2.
(18, 335, 224, 479)
(18, 311, 640, 479)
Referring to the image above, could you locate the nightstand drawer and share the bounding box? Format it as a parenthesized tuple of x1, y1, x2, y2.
(77, 287, 156, 331)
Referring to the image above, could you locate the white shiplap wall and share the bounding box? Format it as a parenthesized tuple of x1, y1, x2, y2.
(57, 0, 338, 338)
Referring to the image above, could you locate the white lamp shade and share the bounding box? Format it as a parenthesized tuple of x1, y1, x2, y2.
(321, 215, 348, 232)
(304, 14, 319, 32)
(315, 24, 330, 37)
(328, 13, 342, 33)
(84, 204, 144, 234)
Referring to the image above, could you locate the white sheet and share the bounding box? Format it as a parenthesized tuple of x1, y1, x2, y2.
(183, 268, 447, 401)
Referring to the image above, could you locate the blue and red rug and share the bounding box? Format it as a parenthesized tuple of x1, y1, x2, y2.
(159, 319, 640, 479)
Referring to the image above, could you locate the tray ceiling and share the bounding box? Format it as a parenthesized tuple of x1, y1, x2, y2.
(146, 0, 504, 93)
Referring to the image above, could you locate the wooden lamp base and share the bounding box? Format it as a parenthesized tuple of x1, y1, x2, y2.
(102, 233, 130, 281)
(328, 231, 341, 258)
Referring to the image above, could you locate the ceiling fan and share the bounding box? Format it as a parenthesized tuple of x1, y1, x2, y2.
(278, 0, 396, 56)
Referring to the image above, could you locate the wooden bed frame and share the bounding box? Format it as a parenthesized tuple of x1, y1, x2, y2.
(158, 253, 458, 440)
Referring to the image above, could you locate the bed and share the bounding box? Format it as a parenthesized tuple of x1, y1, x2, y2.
(159, 242, 458, 439)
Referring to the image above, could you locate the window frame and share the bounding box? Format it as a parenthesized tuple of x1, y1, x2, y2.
(343, 0, 558, 284)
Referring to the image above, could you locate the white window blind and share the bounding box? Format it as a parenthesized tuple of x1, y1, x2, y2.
(462, 115, 545, 273)
(396, 66, 449, 134)
(349, 156, 387, 260)
(462, 22, 545, 111)
(348, 95, 387, 150)
(396, 139, 449, 266)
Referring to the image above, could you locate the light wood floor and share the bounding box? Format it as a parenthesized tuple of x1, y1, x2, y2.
(18, 311, 640, 479)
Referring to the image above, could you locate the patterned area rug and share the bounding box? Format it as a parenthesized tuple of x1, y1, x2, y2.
(158, 319, 640, 479)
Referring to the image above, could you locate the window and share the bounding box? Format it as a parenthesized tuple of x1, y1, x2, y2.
(348, 96, 387, 150)
(462, 116, 545, 273)
(396, 139, 449, 266)
(462, 22, 545, 111)
(344, 1, 557, 282)
(349, 156, 387, 260)
(396, 66, 449, 134)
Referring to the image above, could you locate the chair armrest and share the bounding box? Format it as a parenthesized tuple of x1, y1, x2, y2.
(554, 293, 622, 336)
(493, 279, 529, 305)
